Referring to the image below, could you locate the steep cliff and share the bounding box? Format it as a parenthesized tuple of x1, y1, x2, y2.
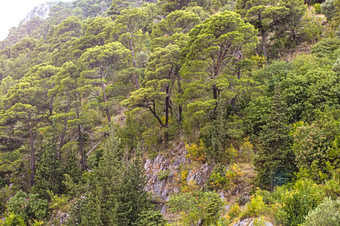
(22, 2, 51, 24)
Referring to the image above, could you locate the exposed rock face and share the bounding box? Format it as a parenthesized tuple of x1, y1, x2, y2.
(233, 218, 274, 226)
(22, 3, 50, 24)
(144, 142, 214, 205)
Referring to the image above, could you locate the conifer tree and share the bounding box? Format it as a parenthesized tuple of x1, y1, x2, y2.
(254, 85, 296, 190)
(79, 134, 122, 225)
(117, 149, 151, 225)
(33, 137, 63, 198)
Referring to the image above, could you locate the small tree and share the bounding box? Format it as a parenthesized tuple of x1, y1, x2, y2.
(255, 85, 296, 190)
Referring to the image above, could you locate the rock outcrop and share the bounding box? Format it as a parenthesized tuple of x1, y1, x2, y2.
(144, 142, 214, 207)
(22, 3, 50, 24)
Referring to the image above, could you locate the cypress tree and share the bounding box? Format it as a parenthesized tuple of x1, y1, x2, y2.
(117, 149, 152, 225)
(254, 85, 296, 190)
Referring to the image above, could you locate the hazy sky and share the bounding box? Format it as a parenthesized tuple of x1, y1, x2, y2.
(0, 0, 74, 41)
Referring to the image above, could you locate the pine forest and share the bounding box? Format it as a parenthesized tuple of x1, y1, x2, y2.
(0, 0, 339, 225)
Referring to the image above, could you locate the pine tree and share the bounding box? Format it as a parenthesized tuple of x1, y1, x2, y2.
(117, 149, 151, 225)
(33, 137, 63, 198)
(254, 85, 296, 190)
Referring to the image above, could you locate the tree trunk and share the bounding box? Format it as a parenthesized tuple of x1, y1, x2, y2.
(76, 106, 86, 171)
(102, 83, 111, 123)
(261, 30, 267, 59)
(177, 75, 183, 123)
(130, 41, 140, 89)
(78, 125, 86, 171)
(164, 84, 170, 148)
(48, 97, 54, 125)
(28, 123, 35, 187)
(213, 83, 219, 116)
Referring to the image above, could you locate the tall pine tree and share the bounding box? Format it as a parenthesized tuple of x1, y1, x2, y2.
(254, 85, 296, 190)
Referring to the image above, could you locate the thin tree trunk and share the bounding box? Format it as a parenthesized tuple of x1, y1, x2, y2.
(164, 84, 170, 148)
(130, 41, 140, 89)
(58, 103, 70, 160)
(213, 83, 219, 116)
(28, 123, 35, 187)
(102, 83, 111, 123)
(178, 76, 183, 123)
(48, 97, 54, 125)
(261, 30, 267, 59)
(78, 125, 86, 171)
(76, 106, 86, 171)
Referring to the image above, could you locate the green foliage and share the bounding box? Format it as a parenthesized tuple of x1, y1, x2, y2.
(311, 37, 340, 60)
(207, 163, 243, 190)
(302, 197, 340, 226)
(300, 9, 323, 44)
(6, 191, 48, 223)
(242, 194, 268, 218)
(137, 210, 167, 226)
(48, 191, 69, 213)
(314, 3, 322, 13)
(228, 204, 241, 220)
(255, 86, 296, 190)
(168, 190, 224, 225)
(321, 0, 338, 20)
(0, 0, 340, 224)
(71, 132, 152, 225)
(292, 122, 332, 181)
(275, 179, 325, 226)
(0, 212, 26, 226)
(157, 169, 170, 180)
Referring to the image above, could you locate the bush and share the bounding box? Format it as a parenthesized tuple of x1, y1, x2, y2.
(292, 123, 330, 181)
(185, 142, 205, 162)
(168, 190, 224, 225)
(321, 0, 337, 21)
(137, 210, 167, 226)
(276, 179, 325, 226)
(242, 194, 268, 218)
(302, 197, 340, 226)
(228, 204, 241, 220)
(6, 191, 48, 223)
(311, 37, 340, 60)
(333, 56, 340, 72)
(207, 164, 243, 190)
(323, 168, 340, 199)
(314, 3, 321, 14)
(157, 169, 170, 180)
(301, 9, 323, 43)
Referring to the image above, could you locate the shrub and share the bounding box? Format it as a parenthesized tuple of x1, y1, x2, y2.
(137, 210, 167, 226)
(48, 191, 69, 213)
(314, 3, 321, 14)
(301, 9, 323, 43)
(302, 197, 340, 226)
(185, 142, 205, 162)
(242, 194, 268, 218)
(180, 169, 188, 183)
(333, 56, 340, 72)
(1, 212, 26, 226)
(292, 123, 330, 181)
(238, 137, 254, 163)
(168, 190, 224, 225)
(276, 179, 325, 226)
(7, 191, 28, 219)
(207, 164, 243, 190)
(228, 204, 241, 220)
(323, 168, 340, 199)
(157, 169, 170, 180)
(321, 0, 337, 21)
(311, 37, 340, 60)
(6, 191, 48, 223)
